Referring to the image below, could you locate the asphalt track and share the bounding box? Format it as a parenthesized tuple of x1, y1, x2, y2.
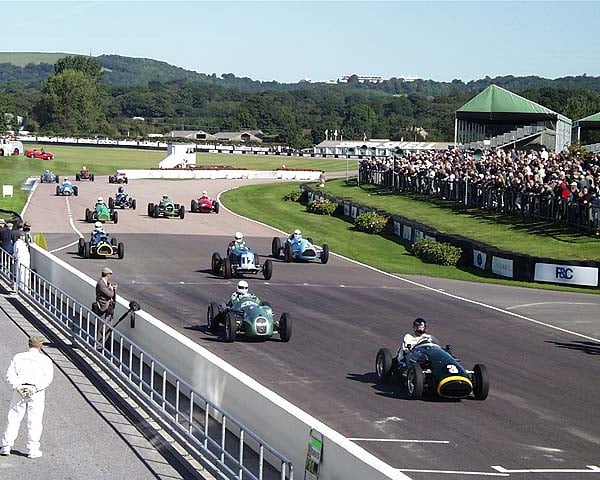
(27, 176, 600, 480)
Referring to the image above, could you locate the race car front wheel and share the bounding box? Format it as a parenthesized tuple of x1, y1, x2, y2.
(376, 348, 393, 383)
(472, 364, 489, 400)
(407, 364, 424, 399)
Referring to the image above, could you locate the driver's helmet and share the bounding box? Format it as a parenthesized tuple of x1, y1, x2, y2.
(162, 194, 169, 200)
(94, 221, 103, 231)
(293, 229, 302, 240)
(45, 169, 49, 174)
(413, 318, 427, 337)
(63, 176, 69, 182)
(202, 191, 208, 197)
(234, 231, 244, 244)
(97, 196, 104, 204)
(82, 166, 87, 170)
(118, 186, 124, 193)
(236, 280, 249, 294)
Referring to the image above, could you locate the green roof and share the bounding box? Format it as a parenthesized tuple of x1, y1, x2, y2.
(458, 85, 557, 116)
(577, 112, 600, 123)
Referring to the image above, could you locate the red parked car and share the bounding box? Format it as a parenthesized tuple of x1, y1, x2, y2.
(25, 149, 54, 160)
(190, 192, 219, 214)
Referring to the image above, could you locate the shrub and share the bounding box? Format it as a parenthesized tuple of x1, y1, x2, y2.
(306, 199, 338, 215)
(411, 239, 462, 266)
(354, 211, 388, 234)
(283, 190, 302, 202)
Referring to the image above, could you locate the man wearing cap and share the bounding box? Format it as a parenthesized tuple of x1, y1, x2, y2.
(94, 267, 118, 349)
(0, 221, 13, 255)
(0, 335, 54, 459)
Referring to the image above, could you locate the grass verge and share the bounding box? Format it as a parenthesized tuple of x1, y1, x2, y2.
(220, 182, 599, 294)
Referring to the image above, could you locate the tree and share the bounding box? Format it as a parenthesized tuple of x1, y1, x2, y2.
(54, 56, 103, 83)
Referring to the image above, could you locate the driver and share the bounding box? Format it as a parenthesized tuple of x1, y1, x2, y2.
(228, 232, 246, 252)
(227, 280, 260, 306)
(159, 194, 171, 207)
(95, 196, 104, 208)
(289, 229, 302, 242)
(91, 221, 106, 244)
(116, 185, 127, 201)
(200, 190, 209, 199)
(397, 318, 434, 364)
(82, 165, 88, 172)
(62, 176, 72, 187)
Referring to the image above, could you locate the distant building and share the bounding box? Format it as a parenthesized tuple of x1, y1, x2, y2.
(340, 75, 384, 84)
(168, 130, 217, 141)
(213, 131, 264, 143)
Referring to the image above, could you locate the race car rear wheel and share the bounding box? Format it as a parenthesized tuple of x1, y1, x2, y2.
(85, 208, 92, 223)
(56, 186, 60, 196)
(271, 237, 281, 257)
(262, 259, 273, 280)
(375, 348, 393, 383)
(321, 244, 330, 264)
(78, 238, 85, 256)
(407, 364, 424, 399)
(83, 242, 90, 259)
(109, 177, 113, 183)
(131, 199, 136, 210)
(147, 203, 154, 217)
(55, 176, 59, 183)
(153, 205, 160, 218)
(91, 174, 95, 182)
(472, 364, 489, 400)
(74, 186, 78, 196)
(284, 242, 292, 263)
(117, 242, 125, 260)
(223, 258, 232, 279)
(179, 205, 185, 219)
(108, 197, 114, 209)
(211, 252, 222, 275)
(279, 312, 292, 342)
(112, 210, 119, 224)
(125, 178, 128, 184)
(191, 199, 198, 213)
(76, 173, 81, 181)
(207, 302, 220, 333)
(224, 311, 236, 342)
(213, 201, 220, 214)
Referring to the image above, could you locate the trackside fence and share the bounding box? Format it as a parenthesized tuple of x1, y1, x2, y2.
(0, 247, 293, 480)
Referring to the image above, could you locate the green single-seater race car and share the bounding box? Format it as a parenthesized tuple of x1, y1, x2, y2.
(85, 203, 118, 224)
(206, 295, 292, 343)
(147, 198, 185, 219)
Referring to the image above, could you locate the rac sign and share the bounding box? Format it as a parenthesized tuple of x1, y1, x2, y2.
(555, 267, 573, 280)
(534, 263, 598, 287)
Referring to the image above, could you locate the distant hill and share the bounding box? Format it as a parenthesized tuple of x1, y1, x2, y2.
(1, 51, 600, 97)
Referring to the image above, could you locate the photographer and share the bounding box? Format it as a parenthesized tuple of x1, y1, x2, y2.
(93, 267, 118, 350)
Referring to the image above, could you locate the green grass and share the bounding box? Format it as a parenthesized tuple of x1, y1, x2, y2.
(220, 182, 599, 294)
(0, 52, 68, 67)
(320, 178, 600, 261)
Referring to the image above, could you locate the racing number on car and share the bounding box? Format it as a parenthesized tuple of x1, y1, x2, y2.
(446, 365, 459, 374)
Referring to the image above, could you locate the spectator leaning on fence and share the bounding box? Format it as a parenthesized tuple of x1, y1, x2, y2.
(0, 221, 14, 255)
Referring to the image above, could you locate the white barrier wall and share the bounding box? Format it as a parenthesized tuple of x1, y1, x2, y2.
(29, 244, 408, 480)
(120, 169, 322, 181)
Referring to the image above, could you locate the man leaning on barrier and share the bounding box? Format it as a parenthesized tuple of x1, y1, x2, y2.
(93, 267, 118, 350)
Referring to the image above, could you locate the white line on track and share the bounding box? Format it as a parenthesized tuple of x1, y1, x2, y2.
(20, 178, 39, 217)
(349, 438, 450, 444)
(398, 468, 508, 477)
(49, 196, 85, 253)
(49, 240, 79, 254)
(217, 187, 600, 344)
(507, 301, 599, 310)
(492, 464, 600, 474)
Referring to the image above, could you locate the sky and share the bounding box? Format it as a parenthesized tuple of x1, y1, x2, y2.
(2, 1, 599, 83)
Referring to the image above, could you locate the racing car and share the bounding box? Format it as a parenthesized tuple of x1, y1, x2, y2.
(40, 171, 59, 183)
(108, 191, 136, 210)
(75, 167, 95, 181)
(190, 194, 219, 214)
(26, 149, 54, 160)
(78, 233, 124, 259)
(108, 171, 128, 184)
(211, 245, 273, 280)
(272, 231, 329, 264)
(56, 182, 79, 196)
(85, 203, 118, 224)
(147, 197, 185, 219)
(375, 336, 489, 400)
(206, 296, 291, 342)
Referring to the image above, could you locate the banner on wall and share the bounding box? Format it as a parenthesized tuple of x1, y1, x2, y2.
(492, 256, 513, 278)
(473, 249, 487, 270)
(534, 263, 598, 287)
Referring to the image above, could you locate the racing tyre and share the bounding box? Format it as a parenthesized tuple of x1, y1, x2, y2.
(112, 210, 119, 224)
(85, 208, 92, 223)
(125, 178, 128, 184)
(83, 242, 90, 259)
(91, 174, 95, 182)
(211, 252, 222, 275)
(78, 238, 85, 256)
(224, 311, 236, 342)
(109, 177, 113, 184)
(131, 199, 136, 210)
(73, 186, 78, 196)
(279, 312, 292, 342)
(207, 302, 220, 333)
(55, 176, 59, 183)
(111, 238, 117, 246)
(56, 186, 60, 196)
(108, 197, 114, 209)
(262, 259, 273, 280)
(407, 364, 424, 399)
(153, 205, 160, 218)
(179, 205, 185, 219)
(320, 244, 330, 264)
(271, 237, 281, 258)
(213, 201, 219, 214)
(223, 258, 232, 279)
(472, 364, 489, 401)
(284, 242, 292, 263)
(191, 199, 198, 213)
(76, 173, 81, 181)
(147, 203, 154, 217)
(117, 242, 125, 260)
(375, 348, 393, 383)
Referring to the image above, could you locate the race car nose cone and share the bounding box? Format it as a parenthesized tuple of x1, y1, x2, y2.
(437, 376, 473, 399)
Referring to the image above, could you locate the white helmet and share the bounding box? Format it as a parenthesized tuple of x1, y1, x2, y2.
(94, 221, 102, 229)
(293, 229, 302, 239)
(237, 280, 249, 294)
(97, 196, 103, 203)
(202, 191, 208, 196)
(162, 194, 168, 199)
(82, 166, 87, 170)
(234, 231, 243, 242)
(64, 176, 69, 181)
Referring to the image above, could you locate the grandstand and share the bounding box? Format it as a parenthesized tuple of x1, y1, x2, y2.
(574, 112, 600, 152)
(455, 85, 572, 152)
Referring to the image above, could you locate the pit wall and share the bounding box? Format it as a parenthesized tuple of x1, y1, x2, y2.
(121, 169, 322, 181)
(302, 185, 600, 289)
(29, 243, 410, 480)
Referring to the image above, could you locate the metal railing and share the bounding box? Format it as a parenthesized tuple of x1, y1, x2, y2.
(360, 167, 600, 234)
(0, 249, 293, 480)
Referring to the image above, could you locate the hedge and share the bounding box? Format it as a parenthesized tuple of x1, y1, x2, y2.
(411, 239, 462, 266)
(354, 211, 388, 234)
(306, 199, 338, 215)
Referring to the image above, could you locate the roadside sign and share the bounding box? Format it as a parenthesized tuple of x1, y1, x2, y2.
(304, 429, 323, 480)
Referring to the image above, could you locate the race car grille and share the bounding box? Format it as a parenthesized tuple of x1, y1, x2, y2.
(255, 317, 268, 335)
(438, 378, 472, 399)
(303, 248, 316, 257)
(97, 244, 113, 256)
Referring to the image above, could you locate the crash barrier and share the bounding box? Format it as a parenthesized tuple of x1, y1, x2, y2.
(0, 248, 293, 480)
(24, 244, 409, 480)
(360, 167, 600, 236)
(120, 169, 322, 181)
(302, 185, 600, 289)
